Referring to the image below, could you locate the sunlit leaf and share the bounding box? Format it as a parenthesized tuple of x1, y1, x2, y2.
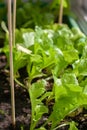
(69, 121, 78, 130)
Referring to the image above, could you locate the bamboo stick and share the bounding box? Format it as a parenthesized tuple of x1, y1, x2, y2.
(13, 0, 16, 47)
(7, 0, 15, 127)
(58, 0, 63, 24)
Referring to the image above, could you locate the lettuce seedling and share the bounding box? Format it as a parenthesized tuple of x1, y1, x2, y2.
(2, 24, 87, 129)
(27, 79, 52, 130)
(48, 74, 87, 129)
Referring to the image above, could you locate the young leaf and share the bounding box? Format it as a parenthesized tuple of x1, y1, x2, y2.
(28, 80, 49, 130)
(61, 73, 79, 85)
(63, 49, 79, 63)
(73, 59, 87, 76)
(22, 32, 34, 48)
(13, 49, 29, 75)
(69, 121, 78, 130)
(49, 75, 87, 129)
(29, 80, 46, 99)
(16, 44, 32, 54)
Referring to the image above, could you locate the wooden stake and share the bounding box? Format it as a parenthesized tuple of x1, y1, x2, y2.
(8, 0, 15, 127)
(58, 0, 63, 24)
(13, 0, 16, 47)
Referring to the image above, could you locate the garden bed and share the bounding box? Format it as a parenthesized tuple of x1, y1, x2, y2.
(0, 53, 87, 130)
(1, 1, 87, 129)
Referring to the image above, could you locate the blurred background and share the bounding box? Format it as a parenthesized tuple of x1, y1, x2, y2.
(0, 0, 87, 34)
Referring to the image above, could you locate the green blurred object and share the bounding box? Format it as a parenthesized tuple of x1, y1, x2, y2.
(68, 16, 80, 28)
(0, 2, 6, 43)
(0, 2, 7, 22)
(0, 3, 5, 8)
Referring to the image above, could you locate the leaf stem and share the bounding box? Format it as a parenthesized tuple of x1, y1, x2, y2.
(58, 0, 63, 24)
(14, 78, 27, 89)
(53, 122, 69, 130)
(8, 0, 15, 127)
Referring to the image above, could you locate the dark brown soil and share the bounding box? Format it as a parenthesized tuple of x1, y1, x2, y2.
(0, 53, 87, 130)
(0, 71, 31, 130)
